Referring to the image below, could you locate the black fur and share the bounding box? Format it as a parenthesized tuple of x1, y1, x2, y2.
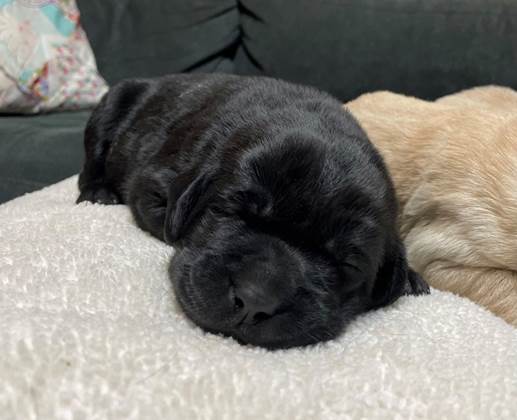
(77, 74, 429, 349)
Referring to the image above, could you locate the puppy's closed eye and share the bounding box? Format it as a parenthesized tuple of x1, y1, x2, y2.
(224, 185, 274, 219)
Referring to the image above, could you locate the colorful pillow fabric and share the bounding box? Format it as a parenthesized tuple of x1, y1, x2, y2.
(0, 0, 108, 113)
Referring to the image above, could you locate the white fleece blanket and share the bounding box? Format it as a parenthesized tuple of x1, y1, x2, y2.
(1, 176, 516, 420)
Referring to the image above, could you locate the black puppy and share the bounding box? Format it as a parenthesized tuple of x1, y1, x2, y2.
(77, 74, 429, 349)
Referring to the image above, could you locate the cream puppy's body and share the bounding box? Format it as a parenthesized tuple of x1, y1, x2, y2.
(346, 86, 517, 326)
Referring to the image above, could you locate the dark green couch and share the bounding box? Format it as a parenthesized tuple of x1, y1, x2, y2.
(1, 0, 515, 203)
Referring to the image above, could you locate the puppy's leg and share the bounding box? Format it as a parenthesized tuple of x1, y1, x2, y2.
(77, 79, 153, 205)
(424, 262, 517, 327)
(76, 115, 120, 205)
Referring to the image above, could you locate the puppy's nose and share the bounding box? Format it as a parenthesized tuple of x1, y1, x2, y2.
(233, 284, 281, 324)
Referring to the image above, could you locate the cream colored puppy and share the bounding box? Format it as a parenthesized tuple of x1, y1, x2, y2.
(346, 86, 517, 326)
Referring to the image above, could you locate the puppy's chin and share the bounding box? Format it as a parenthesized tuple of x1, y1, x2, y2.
(228, 311, 346, 350)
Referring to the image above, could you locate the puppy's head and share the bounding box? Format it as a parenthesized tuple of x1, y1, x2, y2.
(165, 159, 428, 349)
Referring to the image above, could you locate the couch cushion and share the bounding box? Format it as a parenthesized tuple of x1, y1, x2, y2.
(77, 0, 239, 85)
(0, 111, 90, 203)
(236, 0, 517, 101)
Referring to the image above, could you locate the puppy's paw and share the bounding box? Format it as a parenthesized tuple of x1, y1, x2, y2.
(403, 269, 430, 296)
(77, 186, 120, 205)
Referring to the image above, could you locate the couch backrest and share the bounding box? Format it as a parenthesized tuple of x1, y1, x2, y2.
(78, 0, 517, 101)
(77, 0, 239, 85)
(235, 0, 517, 101)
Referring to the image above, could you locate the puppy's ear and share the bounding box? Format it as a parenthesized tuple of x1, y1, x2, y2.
(369, 237, 429, 309)
(164, 170, 215, 244)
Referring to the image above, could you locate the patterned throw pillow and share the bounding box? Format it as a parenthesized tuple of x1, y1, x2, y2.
(0, 0, 108, 113)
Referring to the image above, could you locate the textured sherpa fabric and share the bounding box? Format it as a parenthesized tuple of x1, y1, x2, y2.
(1, 176, 516, 419)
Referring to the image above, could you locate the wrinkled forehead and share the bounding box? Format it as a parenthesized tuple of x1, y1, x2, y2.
(219, 229, 299, 265)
